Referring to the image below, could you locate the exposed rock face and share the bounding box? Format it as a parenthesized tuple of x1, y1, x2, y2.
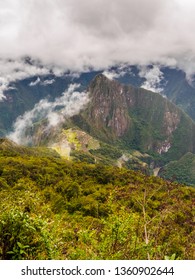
(156, 108, 180, 154)
(163, 110, 180, 136)
(87, 74, 130, 137)
(157, 140, 171, 154)
(73, 74, 195, 161)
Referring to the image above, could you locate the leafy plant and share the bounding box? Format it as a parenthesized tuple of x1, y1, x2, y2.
(0, 210, 53, 260)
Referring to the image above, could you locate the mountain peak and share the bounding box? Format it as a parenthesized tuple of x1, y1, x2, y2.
(73, 77, 195, 161)
(89, 73, 120, 90)
(94, 73, 107, 80)
(86, 73, 130, 138)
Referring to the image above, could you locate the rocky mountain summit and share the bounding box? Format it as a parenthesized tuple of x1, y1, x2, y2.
(72, 74, 195, 162)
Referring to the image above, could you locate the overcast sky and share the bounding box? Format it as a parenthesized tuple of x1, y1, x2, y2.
(1, 0, 195, 76)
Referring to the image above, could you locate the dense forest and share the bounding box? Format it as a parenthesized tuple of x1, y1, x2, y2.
(0, 141, 194, 260)
(159, 152, 195, 186)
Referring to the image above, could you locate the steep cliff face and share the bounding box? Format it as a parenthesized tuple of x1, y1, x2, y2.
(86, 74, 131, 138)
(72, 74, 195, 161)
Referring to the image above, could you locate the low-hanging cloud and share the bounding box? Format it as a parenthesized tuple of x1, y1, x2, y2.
(29, 77, 55, 87)
(0, 58, 64, 100)
(8, 84, 89, 145)
(139, 65, 165, 93)
(103, 67, 126, 80)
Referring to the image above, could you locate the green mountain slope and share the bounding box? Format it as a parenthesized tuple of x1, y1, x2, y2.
(0, 138, 60, 158)
(0, 142, 194, 260)
(22, 74, 195, 181)
(72, 74, 195, 163)
(27, 125, 153, 174)
(159, 152, 195, 186)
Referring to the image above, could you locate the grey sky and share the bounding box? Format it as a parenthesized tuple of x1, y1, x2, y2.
(0, 0, 195, 74)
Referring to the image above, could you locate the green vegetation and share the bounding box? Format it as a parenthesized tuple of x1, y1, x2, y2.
(72, 74, 195, 164)
(89, 143, 122, 160)
(159, 152, 195, 186)
(0, 142, 194, 260)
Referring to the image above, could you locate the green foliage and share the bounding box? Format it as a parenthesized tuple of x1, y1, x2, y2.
(71, 150, 95, 164)
(0, 148, 194, 260)
(0, 210, 53, 260)
(164, 253, 177, 260)
(159, 152, 195, 186)
(90, 143, 122, 160)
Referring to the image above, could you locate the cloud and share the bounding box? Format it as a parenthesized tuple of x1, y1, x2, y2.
(29, 77, 41, 86)
(8, 84, 89, 145)
(42, 79, 55, 86)
(139, 65, 165, 93)
(103, 69, 125, 80)
(29, 77, 55, 86)
(0, 57, 67, 100)
(1, 0, 195, 91)
(0, 58, 53, 100)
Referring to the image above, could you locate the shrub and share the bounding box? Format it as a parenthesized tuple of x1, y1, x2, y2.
(0, 209, 53, 260)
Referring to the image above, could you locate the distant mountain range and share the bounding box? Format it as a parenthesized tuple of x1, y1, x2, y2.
(1, 65, 195, 137)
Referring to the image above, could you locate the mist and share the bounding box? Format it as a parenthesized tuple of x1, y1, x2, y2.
(8, 84, 89, 145)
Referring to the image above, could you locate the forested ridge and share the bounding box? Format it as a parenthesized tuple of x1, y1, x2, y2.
(0, 143, 194, 260)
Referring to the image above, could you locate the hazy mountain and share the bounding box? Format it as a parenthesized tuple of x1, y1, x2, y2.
(1, 65, 195, 138)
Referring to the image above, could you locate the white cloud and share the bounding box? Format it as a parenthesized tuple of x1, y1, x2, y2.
(29, 77, 41, 86)
(29, 77, 55, 87)
(8, 83, 89, 145)
(0, 77, 9, 100)
(0, 0, 195, 96)
(42, 79, 55, 86)
(0, 58, 52, 99)
(0, 1, 195, 70)
(103, 64, 132, 80)
(0, 57, 67, 100)
(103, 70, 124, 80)
(139, 65, 165, 93)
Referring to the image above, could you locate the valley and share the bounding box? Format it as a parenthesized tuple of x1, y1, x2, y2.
(0, 67, 195, 260)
